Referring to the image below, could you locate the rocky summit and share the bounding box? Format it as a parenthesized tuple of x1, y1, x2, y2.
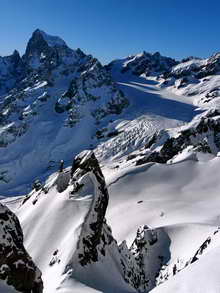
(0, 29, 128, 196)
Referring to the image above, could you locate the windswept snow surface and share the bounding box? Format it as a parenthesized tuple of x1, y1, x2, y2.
(105, 158, 220, 242)
(171, 58, 207, 75)
(156, 54, 220, 109)
(111, 60, 197, 118)
(5, 150, 220, 292)
(151, 247, 220, 293)
(104, 156, 220, 292)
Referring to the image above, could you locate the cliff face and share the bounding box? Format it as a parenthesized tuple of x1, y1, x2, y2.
(63, 151, 143, 292)
(70, 151, 110, 265)
(0, 202, 43, 293)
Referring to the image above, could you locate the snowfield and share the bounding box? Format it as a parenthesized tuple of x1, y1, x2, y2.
(95, 69, 200, 163)
(4, 150, 220, 293)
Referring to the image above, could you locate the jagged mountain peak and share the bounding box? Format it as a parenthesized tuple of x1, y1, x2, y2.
(22, 29, 99, 73)
(0, 31, 129, 195)
(12, 49, 20, 58)
(109, 50, 177, 76)
(137, 50, 161, 57)
(0, 50, 25, 96)
(23, 29, 74, 69)
(127, 50, 161, 59)
(180, 56, 202, 63)
(24, 29, 68, 60)
(31, 29, 67, 48)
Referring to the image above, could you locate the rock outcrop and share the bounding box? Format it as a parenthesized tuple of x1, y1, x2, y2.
(108, 51, 177, 76)
(134, 108, 220, 165)
(0, 202, 43, 292)
(53, 151, 171, 293)
(67, 151, 146, 292)
(0, 50, 25, 95)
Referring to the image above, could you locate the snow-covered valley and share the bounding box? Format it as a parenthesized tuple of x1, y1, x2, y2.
(1, 30, 220, 292)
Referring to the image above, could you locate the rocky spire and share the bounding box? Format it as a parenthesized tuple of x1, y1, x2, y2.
(65, 151, 148, 292)
(70, 150, 109, 266)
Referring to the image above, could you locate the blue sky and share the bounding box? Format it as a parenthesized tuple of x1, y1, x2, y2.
(1, 0, 220, 64)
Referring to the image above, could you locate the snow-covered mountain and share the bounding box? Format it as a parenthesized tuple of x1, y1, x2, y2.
(0, 29, 128, 196)
(2, 32, 220, 292)
(158, 54, 220, 107)
(0, 50, 25, 96)
(108, 51, 177, 76)
(109, 51, 220, 108)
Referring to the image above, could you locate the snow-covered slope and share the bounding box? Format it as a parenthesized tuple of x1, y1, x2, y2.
(157, 53, 220, 107)
(0, 34, 201, 196)
(94, 61, 199, 163)
(5, 144, 220, 293)
(110, 50, 220, 108)
(104, 154, 220, 292)
(5, 151, 153, 293)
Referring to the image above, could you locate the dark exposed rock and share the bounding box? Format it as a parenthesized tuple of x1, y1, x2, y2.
(70, 151, 110, 266)
(197, 52, 220, 78)
(190, 237, 212, 264)
(109, 51, 177, 76)
(161, 52, 220, 102)
(129, 226, 171, 291)
(127, 153, 138, 161)
(0, 203, 43, 292)
(57, 59, 129, 125)
(67, 151, 150, 291)
(136, 109, 220, 165)
(0, 51, 26, 95)
(32, 179, 42, 191)
(23, 29, 72, 71)
(56, 171, 71, 193)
